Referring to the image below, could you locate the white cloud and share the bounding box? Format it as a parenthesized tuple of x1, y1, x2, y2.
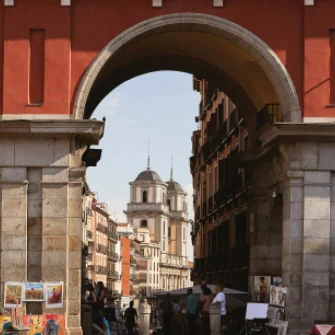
(95, 96, 120, 117)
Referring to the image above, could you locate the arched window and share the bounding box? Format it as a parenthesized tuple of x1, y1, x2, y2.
(167, 199, 171, 210)
(142, 190, 147, 203)
(141, 220, 148, 228)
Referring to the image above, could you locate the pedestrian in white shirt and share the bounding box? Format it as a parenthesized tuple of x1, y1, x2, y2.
(211, 284, 227, 327)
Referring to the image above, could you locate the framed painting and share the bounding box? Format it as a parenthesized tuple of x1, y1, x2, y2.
(24, 282, 44, 301)
(267, 306, 285, 325)
(270, 285, 286, 307)
(45, 314, 65, 335)
(253, 276, 271, 303)
(4, 282, 23, 308)
(45, 282, 64, 309)
(277, 321, 289, 335)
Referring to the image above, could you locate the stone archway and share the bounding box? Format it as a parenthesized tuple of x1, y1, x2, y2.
(74, 13, 301, 123)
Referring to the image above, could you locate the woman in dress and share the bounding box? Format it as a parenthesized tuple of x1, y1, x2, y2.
(200, 286, 213, 335)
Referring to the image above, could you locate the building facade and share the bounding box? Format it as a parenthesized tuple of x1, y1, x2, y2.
(117, 223, 136, 307)
(190, 78, 250, 291)
(82, 188, 121, 304)
(124, 162, 191, 292)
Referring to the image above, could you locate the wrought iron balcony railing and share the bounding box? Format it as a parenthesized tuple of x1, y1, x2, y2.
(97, 223, 108, 235)
(108, 251, 119, 261)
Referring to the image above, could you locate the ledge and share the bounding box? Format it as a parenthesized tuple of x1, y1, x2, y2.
(0, 119, 105, 144)
(259, 122, 335, 147)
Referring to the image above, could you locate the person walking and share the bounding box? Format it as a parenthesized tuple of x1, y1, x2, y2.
(186, 288, 198, 335)
(85, 283, 103, 334)
(162, 293, 173, 334)
(124, 301, 138, 335)
(199, 286, 213, 335)
(211, 284, 227, 330)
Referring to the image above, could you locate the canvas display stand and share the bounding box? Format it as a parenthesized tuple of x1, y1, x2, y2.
(238, 303, 271, 335)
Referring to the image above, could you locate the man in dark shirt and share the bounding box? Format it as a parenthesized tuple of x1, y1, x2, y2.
(125, 301, 138, 335)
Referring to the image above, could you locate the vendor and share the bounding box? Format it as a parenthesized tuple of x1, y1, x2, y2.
(212, 284, 227, 327)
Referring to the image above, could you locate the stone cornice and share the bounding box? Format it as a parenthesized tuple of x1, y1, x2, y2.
(259, 122, 335, 147)
(0, 119, 105, 144)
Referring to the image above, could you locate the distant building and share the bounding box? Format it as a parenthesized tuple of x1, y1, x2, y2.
(82, 183, 120, 305)
(190, 78, 249, 291)
(117, 223, 136, 307)
(124, 160, 191, 295)
(186, 261, 194, 287)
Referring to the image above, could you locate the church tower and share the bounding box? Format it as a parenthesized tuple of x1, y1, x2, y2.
(125, 156, 190, 292)
(125, 157, 169, 252)
(166, 166, 188, 269)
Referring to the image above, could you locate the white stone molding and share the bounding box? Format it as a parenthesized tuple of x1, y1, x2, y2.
(305, 0, 314, 5)
(0, 120, 105, 145)
(61, 0, 71, 5)
(0, 114, 71, 120)
(213, 0, 224, 7)
(303, 117, 335, 123)
(152, 0, 162, 7)
(4, 0, 14, 6)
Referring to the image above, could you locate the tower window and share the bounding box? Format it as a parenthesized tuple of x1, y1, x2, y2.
(168, 227, 171, 237)
(142, 190, 147, 203)
(167, 199, 171, 210)
(141, 220, 148, 228)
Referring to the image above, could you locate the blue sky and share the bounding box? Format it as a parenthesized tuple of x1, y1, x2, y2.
(87, 71, 200, 260)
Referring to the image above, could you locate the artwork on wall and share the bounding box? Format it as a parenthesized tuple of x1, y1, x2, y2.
(45, 314, 65, 335)
(24, 283, 44, 301)
(267, 306, 285, 325)
(45, 282, 64, 309)
(24, 315, 45, 335)
(4, 282, 23, 308)
(277, 321, 289, 335)
(270, 285, 286, 307)
(252, 276, 271, 303)
(24, 315, 65, 335)
(0, 316, 12, 331)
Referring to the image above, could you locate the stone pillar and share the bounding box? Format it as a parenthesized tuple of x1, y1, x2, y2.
(279, 142, 333, 335)
(139, 299, 151, 335)
(281, 170, 304, 334)
(249, 163, 282, 278)
(0, 120, 104, 335)
(0, 164, 28, 285)
(301, 171, 331, 332)
(209, 303, 221, 335)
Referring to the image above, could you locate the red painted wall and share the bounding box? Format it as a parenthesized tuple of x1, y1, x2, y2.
(121, 237, 131, 297)
(0, 0, 334, 119)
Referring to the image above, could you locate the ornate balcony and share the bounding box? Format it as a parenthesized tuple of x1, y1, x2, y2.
(108, 231, 119, 242)
(160, 253, 188, 267)
(169, 210, 188, 220)
(107, 270, 119, 280)
(126, 203, 169, 214)
(256, 103, 281, 131)
(96, 243, 108, 255)
(96, 265, 107, 275)
(97, 223, 108, 235)
(108, 251, 119, 261)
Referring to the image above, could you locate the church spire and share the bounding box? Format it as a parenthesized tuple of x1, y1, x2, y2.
(147, 141, 151, 170)
(170, 154, 174, 181)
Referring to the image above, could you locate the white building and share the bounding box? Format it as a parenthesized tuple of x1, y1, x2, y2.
(124, 159, 190, 292)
